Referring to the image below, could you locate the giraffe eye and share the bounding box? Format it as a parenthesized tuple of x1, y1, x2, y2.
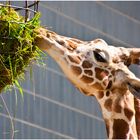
(93, 51, 107, 63)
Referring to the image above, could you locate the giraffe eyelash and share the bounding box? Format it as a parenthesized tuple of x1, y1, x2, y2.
(93, 50, 108, 63)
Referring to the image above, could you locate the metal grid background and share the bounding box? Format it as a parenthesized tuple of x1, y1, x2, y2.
(0, 1, 140, 139)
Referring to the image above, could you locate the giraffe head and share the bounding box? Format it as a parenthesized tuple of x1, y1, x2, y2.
(35, 28, 140, 99)
(35, 28, 140, 139)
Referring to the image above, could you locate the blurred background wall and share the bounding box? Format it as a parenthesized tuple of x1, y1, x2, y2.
(0, 1, 140, 139)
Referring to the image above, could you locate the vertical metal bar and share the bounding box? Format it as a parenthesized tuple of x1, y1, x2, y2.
(25, 0, 29, 22)
(36, 0, 39, 12)
(8, 0, 11, 13)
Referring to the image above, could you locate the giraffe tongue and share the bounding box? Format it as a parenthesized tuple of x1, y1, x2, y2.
(128, 82, 140, 99)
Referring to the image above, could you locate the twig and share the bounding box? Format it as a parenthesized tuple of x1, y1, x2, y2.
(0, 95, 15, 139)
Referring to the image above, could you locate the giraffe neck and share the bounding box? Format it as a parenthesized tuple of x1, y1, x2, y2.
(96, 88, 138, 139)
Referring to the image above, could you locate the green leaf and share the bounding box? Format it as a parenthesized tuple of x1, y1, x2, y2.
(14, 80, 23, 98)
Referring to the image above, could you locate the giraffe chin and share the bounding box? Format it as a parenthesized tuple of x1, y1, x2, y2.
(128, 82, 140, 99)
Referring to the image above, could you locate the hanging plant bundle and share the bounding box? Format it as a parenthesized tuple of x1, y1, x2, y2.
(0, 5, 41, 93)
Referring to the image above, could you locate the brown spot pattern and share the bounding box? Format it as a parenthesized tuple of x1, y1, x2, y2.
(111, 70, 115, 75)
(56, 40, 65, 46)
(129, 133, 134, 139)
(104, 99, 112, 112)
(82, 60, 92, 68)
(97, 91, 104, 99)
(106, 91, 110, 97)
(92, 82, 104, 90)
(68, 55, 81, 64)
(84, 70, 93, 76)
(133, 58, 140, 64)
(95, 68, 109, 80)
(113, 119, 129, 139)
(134, 98, 140, 139)
(106, 81, 112, 89)
(71, 66, 82, 75)
(81, 75, 93, 83)
(67, 40, 77, 49)
(67, 47, 74, 52)
(47, 33, 50, 38)
(124, 108, 134, 121)
(114, 97, 122, 113)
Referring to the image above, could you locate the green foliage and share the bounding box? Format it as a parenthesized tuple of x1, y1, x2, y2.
(0, 6, 42, 94)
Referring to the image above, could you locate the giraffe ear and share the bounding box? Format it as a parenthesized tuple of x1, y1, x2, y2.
(127, 79, 140, 99)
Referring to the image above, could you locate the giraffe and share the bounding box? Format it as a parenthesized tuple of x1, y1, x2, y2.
(35, 28, 140, 139)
